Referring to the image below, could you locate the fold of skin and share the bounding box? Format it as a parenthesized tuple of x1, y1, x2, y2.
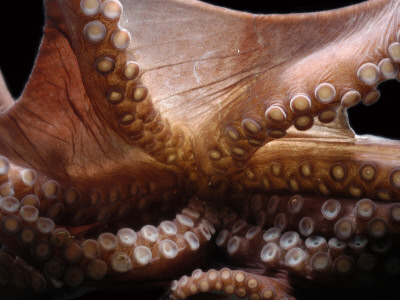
(0, 72, 13, 112)
(0, 0, 399, 299)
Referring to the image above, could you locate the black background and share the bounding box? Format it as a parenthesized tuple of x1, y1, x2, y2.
(0, 1, 399, 300)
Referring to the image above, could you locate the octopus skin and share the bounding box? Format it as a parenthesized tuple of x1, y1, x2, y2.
(0, 0, 400, 299)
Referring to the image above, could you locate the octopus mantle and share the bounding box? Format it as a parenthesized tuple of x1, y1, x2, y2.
(0, 0, 400, 299)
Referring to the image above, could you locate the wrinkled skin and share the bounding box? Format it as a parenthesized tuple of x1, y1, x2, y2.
(0, 1, 400, 300)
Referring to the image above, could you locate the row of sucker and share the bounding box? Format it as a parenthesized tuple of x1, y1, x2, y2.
(79, 0, 193, 168)
(0, 156, 65, 221)
(207, 28, 400, 173)
(0, 155, 183, 226)
(236, 154, 400, 201)
(216, 193, 400, 286)
(0, 197, 218, 291)
(356, 34, 400, 105)
(0, 251, 46, 293)
(169, 268, 292, 300)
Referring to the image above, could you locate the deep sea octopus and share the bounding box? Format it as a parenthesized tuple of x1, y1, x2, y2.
(0, 0, 400, 299)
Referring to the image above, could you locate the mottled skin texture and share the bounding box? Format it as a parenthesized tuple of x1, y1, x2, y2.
(0, 0, 400, 300)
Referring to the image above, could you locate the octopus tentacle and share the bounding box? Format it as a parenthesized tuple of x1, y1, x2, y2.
(216, 192, 400, 291)
(125, 0, 400, 178)
(169, 268, 293, 300)
(0, 197, 217, 293)
(0, 250, 47, 295)
(48, 0, 195, 169)
(0, 151, 181, 228)
(238, 127, 400, 200)
(0, 3, 182, 209)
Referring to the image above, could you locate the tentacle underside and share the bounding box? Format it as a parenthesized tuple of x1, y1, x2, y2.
(0, 0, 399, 299)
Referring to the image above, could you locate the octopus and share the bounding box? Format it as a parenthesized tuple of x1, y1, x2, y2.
(0, 0, 399, 299)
